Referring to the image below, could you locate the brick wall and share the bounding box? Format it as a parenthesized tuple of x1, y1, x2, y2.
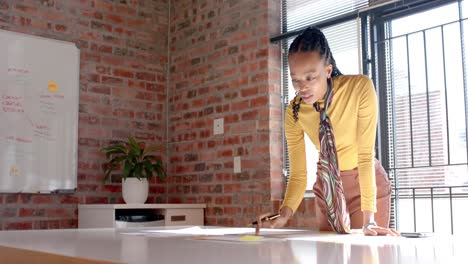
(166, 0, 316, 228)
(0, 0, 168, 230)
(168, 0, 285, 227)
(0, 0, 318, 230)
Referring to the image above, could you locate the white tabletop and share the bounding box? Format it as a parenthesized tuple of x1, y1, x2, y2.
(0, 226, 466, 264)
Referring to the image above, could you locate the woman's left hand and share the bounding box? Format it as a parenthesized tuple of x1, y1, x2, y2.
(363, 224, 400, 236)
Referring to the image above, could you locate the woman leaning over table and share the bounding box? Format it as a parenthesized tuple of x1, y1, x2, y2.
(256, 27, 399, 236)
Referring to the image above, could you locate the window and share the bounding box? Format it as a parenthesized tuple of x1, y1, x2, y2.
(277, 0, 468, 234)
(375, 1, 468, 234)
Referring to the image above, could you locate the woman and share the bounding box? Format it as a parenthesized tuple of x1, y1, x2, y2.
(256, 27, 399, 236)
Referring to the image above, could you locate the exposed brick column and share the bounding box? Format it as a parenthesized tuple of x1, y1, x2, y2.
(167, 0, 284, 226)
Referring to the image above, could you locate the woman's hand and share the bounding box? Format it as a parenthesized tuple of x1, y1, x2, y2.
(254, 207, 293, 235)
(363, 223, 400, 236)
(362, 210, 400, 236)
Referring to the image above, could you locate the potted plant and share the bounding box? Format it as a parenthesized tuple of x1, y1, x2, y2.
(102, 136, 165, 204)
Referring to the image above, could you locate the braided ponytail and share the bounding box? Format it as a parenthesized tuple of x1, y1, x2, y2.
(292, 95, 302, 122)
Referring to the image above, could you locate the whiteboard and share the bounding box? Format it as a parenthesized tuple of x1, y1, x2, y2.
(0, 29, 79, 193)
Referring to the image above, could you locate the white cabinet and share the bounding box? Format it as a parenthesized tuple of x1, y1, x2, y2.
(78, 204, 206, 228)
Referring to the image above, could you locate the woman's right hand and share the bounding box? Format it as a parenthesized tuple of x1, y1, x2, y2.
(254, 207, 293, 235)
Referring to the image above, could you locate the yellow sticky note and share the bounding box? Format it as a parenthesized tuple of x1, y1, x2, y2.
(239, 235, 263, 241)
(48, 81, 57, 92)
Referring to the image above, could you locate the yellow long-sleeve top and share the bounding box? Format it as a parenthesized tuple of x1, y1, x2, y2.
(281, 75, 378, 213)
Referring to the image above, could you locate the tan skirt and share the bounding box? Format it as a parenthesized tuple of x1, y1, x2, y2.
(312, 159, 392, 231)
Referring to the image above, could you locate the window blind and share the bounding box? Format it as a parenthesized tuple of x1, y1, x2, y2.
(286, 0, 368, 33)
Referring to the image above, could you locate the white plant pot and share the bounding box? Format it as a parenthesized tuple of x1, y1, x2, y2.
(122, 178, 149, 204)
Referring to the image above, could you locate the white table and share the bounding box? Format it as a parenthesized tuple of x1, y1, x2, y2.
(0, 226, 466, 264)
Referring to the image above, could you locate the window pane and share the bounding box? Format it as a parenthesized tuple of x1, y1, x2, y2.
(385, 2, 468, 233)
(322, 20, 361, 75)
(389, 2, 468, 186)
(391, 2, 459, 37)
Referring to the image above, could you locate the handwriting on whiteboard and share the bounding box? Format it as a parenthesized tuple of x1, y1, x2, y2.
(2, 93, 56, 141)
(5, 136, 32, 144)
(7, 67, 30, 74)
(1, 95, 24, 113)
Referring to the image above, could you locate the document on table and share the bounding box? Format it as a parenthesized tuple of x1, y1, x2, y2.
(192, 234, 286, 243)
(121, 226, 303, 238)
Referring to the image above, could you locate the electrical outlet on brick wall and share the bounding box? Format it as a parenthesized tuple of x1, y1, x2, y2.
(234, 156, 241, 173)
(214, 118, 224, 135)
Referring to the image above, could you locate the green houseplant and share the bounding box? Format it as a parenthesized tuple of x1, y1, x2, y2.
(102, 136, 165, 204)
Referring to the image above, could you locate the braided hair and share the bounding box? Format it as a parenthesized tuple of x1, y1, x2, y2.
(289, 27, 343, 122)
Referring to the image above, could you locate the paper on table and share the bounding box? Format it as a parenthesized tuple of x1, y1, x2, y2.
(121, 227, 251, 237)
(192, 234, 286, 243)
(122, 226, 304, 237)
(144, 226, 253, 236)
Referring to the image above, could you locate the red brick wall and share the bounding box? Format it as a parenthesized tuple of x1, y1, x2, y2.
(0, 0, 168, 230)
(166, 0, 316, 228)
(0, 0, 318, 230)
(167, 0, 286, 227)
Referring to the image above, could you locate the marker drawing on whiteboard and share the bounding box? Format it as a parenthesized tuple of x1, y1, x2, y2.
(9, 165, 20, 177)
(48, 81, 57, 92)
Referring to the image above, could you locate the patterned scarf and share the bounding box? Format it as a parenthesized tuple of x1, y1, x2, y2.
(313, 79, 351, 234)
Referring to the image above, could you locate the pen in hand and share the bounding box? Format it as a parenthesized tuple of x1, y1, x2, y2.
(250, 213, 281, 226)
